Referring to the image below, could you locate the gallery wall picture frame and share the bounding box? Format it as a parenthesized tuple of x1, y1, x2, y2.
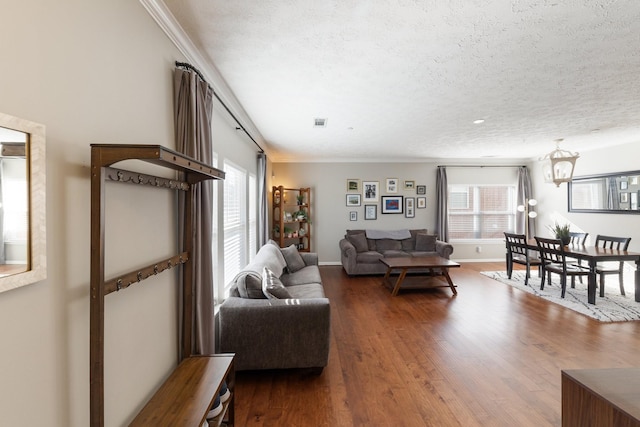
(381, 196, 403, 214)
(346, 194, 361, 206)
(386, 178, 398, 193)
(631, 191, 638, 210)
(632, 176, 639, 185)
(416, 185, 426, 195)
(417, 197, 426, 209)
(620, 192, 628, 203)
(347, 179, 360, 192)
(621, 180, 628, 190)
(405, 197, 415, 218)
(364, 204, 377, 220)
(363, 181, 380, 202)
(350, 211, 357, 221)
(404, 180, 415, 190)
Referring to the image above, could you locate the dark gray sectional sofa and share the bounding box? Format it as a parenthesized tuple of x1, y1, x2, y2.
(218, 241, 330, 371)
(339, 229, 454, 275)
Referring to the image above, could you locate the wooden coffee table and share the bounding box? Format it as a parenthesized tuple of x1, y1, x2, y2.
(380, 256, 460, 296)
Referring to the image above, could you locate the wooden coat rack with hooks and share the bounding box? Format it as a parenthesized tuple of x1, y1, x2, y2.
(90, 144, 233, 426)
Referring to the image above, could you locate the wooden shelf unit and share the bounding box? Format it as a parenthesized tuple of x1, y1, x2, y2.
(90, 144, 233, 427)
(272, 186, 311, 251)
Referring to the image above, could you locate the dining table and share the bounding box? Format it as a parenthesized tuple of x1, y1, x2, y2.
(526, 240, 640, 305)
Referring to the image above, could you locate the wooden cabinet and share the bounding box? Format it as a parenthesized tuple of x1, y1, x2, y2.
(272, 186, 311, 251)
(562, 368, 640, 427)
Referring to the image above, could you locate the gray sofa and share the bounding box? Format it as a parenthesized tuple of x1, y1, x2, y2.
(218, 241, 330, 371)
(339, 229, 454, 275)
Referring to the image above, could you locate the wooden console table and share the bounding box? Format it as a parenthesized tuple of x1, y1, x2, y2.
(562, 368, 640, 427)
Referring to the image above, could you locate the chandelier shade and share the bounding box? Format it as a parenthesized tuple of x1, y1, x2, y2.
(541, 139, 579, 187)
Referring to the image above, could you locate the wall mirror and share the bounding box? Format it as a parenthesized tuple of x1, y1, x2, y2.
(568, 170, 640, 214)
(0, 112, 46, 293)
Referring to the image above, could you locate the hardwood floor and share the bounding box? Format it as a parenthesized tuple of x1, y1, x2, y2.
(233, 263, 640, 426)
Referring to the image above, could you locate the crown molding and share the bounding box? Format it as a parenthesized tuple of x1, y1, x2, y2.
(139, 0, 267, 152)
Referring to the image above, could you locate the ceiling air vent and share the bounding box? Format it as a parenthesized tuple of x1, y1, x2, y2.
(314, 118, 328, 128)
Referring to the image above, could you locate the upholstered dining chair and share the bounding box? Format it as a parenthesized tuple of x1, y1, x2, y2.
(535, 236, 590, 298)
(504, 232, 542, 286)
(594, 234, 632, 297)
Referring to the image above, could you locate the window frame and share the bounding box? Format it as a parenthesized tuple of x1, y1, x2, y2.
(447, 184, 517, 242)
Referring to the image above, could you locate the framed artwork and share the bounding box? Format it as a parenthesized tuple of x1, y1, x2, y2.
(417, 197, 426, 209)
(346, 194, 361, 206)
(350, 211, 357, 221)
(632, 176, 639, 186)
(621, 180, 628, 190)
(404, 180, 415, 190)
(416, 185, 426, 195)
(347, 179, 360, 192)
(386, 178, 398, 193)
(363, 181, 380, 202)
(620, 192, 628, 203)
(631, 192, 638, 210)
(405, 197, 415, 218)
(364, 204, 377, 220)
(381, 196, 403, 214)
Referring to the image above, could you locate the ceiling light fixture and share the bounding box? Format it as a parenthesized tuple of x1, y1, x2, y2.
(540, 138, 579, 187)
(313, 118, 328, 128)
(517, 198, 538, 239)
(473, 119, 485, 124)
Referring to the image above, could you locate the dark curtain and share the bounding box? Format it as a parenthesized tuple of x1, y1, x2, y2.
(435, 167, 449, 242)
(174, 67, 215, 357)
(516, 166, 536, 239)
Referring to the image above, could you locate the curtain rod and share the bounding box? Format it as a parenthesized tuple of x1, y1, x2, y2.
(438, 165, 525, 168)
(175, 61, 264, 154)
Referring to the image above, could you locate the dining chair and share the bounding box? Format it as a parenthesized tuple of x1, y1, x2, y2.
(594, 235, 631, 297)
(566, 232, 589, 286)
(504, 232, 542, 286)
(569, 232, 589, 246)
(535, 236, 590, 298)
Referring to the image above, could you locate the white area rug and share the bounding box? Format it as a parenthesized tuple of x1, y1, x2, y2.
(481, 271, 640, 322)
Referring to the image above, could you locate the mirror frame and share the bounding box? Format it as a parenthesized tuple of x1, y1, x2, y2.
(0, 112, 46, 293)
(568, 170, 640, 214)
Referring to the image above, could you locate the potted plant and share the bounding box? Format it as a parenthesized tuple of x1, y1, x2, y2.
(292, 210, 308, 222)
(548, 222, 571, 245)
(296, 194, 305, 205)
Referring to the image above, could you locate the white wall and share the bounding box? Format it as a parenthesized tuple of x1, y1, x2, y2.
(0, 1, 256, 426)
(275, 142, 640, 265)
(272, 162, 438, 262)
(531, 141, 640, 251)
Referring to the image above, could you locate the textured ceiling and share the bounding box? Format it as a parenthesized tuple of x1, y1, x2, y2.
(163, 0, 640, 162)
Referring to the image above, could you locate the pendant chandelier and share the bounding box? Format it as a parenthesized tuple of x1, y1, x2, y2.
(541, 139, 579, 187)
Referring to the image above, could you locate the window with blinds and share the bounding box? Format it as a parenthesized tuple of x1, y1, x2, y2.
(223, 161, 247, 293)
(248, 174, 257, 260)
(448, 184, 516, 240)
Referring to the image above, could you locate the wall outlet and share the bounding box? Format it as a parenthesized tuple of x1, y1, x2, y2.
(476, 246, 482, 253)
